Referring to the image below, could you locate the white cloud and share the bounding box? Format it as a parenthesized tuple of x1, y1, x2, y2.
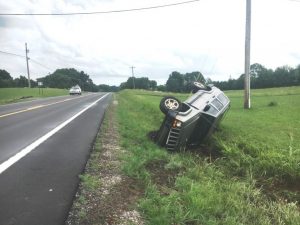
(0, 0, 300, 86)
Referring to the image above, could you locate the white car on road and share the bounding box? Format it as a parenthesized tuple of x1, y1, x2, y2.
(69, 85, 82, 95)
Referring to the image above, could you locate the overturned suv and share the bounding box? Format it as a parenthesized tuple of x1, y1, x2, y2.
(155, 82, 230, 151)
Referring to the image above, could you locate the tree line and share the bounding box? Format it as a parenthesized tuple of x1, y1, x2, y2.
(0, 69, 37, 88)
(159, 64, 300, 92)
(164, 71, 206, 92)
(120, 77, 157, 90)
(118, 63, 300, 93)
(0, 68, 118, 92)
(1, 63, 300, 92)
(38, 68, 98, 92)
(212, 63, 300, 90)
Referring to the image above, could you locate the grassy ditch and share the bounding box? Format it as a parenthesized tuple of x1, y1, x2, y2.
(117, 87, 300, 225)
(0, 87, 68, 105)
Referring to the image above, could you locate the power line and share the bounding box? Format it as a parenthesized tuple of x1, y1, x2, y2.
(0, 0, 200, 16)
(30, 59, 53, 71)
(0, 50, 24, 58)
(0, 49, 53, 71)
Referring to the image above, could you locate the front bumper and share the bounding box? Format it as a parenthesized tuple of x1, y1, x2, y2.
(155, 111, 220, 151)
(155, 111, 199, 151)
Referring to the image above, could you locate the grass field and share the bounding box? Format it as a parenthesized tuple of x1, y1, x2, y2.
(116, 86, 300, 225)
(0, 88, 68, 105)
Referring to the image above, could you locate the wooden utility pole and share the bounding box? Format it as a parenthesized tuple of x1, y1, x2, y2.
(25, 43, 31, 88)
(130, 66, 135, 89)
(244, 0, 251, 109)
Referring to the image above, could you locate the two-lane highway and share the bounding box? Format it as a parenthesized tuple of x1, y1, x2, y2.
(0, 93, 111, 225)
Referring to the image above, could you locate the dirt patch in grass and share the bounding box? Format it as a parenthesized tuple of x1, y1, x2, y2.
(276, 180, 300, 193)
(257, 179, 300, 206)
(66, 101, 144, 225)
(4, 96, 35, 104)
(145, 160, 181, 196)
(87, 178, 144, 224)
(188, 145, 223, 160)
(20, 95, 33, 99)
(147, 130, 158, 142)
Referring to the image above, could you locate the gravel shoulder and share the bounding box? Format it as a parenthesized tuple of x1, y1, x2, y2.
(66, 100, 144, 225)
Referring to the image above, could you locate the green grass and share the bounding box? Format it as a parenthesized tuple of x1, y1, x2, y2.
(79, 174, 101, 191)
(116, 87, 300, 225)
(221, 87, 300, 181)
(0, 88, 68, 104)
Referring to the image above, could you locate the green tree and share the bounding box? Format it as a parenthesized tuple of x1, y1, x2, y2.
(14, 76, 28, 87)
(149, 80, 157, 90)
(183, 71, 205, 92)
(166, 71, 184, 92)
(120, 77, 156, 90)
(165, 71, 206, 93)
(292, 65, 300, 84)
(98, 84, 119, 92)
(273, 66, 293, 87)
(212, 63, 300, 90)
(135, 77, 150, 89)
(0, 69, 13, 87)
(157, 85, 166, 92)
(39, 68, 97, 92)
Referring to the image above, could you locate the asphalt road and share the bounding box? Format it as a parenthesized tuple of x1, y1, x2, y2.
(0, 92, 111, 225)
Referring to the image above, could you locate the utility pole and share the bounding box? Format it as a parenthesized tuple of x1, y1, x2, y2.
(244, 0, 251, 109)
(25, 43, 31, 88)
(130, 66, 135, 89)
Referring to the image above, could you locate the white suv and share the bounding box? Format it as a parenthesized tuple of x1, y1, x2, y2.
(155, 82, 230, 151)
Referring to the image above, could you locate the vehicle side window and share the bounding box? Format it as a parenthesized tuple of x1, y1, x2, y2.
(217, 93, 229, 105)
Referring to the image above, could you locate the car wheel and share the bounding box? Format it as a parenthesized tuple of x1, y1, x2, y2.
(159, 96, 181, 114)
(192, 82, 208, 93)
(194, 81, 206, 89)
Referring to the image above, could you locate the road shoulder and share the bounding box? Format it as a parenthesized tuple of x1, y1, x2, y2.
(66, 99, 144, 225)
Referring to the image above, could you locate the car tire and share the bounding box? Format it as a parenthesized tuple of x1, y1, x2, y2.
(192, 82, 209, 93)
(159, 96, 181, 114)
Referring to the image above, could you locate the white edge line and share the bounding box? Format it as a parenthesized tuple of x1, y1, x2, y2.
(0, 93, 110, 175)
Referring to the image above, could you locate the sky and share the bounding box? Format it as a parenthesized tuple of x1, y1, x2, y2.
(0, 0, 300, 86)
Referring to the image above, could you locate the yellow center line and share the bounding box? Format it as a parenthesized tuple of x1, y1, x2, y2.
(27, 105, 45, 110)
(0, 106, 44, 118)
(0, 96, 85, 119)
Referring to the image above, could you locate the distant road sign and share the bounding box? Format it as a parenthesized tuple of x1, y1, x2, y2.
(38, 82, 43, 86)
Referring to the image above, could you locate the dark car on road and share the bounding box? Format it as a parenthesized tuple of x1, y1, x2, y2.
(155, 82, 230, 151)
